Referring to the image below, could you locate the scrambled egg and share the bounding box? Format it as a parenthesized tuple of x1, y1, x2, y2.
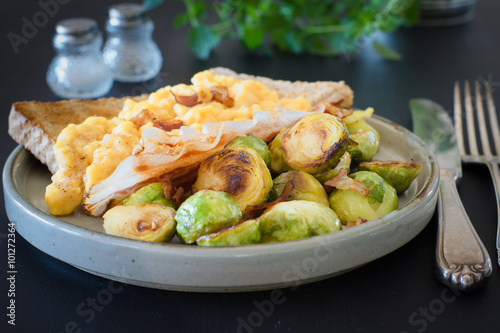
(45, 117, 117, 215)
(45, 70, 313, 215)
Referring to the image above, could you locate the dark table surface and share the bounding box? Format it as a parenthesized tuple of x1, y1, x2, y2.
(1, 0, 500, 332)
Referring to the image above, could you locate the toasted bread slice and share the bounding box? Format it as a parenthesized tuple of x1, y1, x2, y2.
(8, 68, 353, 174)
(8, 96, 147, 174)
(210, 67, 353, 108)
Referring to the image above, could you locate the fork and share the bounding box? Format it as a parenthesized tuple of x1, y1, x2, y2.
(455, 80, 500, 267)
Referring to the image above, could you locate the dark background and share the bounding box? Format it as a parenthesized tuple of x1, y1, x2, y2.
(1, 0, 500, 332)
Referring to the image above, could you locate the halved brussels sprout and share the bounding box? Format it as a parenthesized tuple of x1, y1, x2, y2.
(347, 130, 380, 164)
(328, 171, 398, 224)
(196, 219, 261, 246)
(346, 119, 380, 141)
(103, 203, 176, 242)
(259, 200, 341, 243)
(280, 113, 349, 174)
(122, 182, 176, 209)
(192, 146, 273, 212)
(314, 151, 351, 184)
(358, 160, 422, 194)
(268, 170, 329, 206)
(226, 134, 272, 168)
(175, 190, 242, 244)
(268, 128, 292, 174)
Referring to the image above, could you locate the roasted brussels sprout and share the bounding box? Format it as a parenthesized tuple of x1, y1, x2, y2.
(347, 130, 379, 164)
(328, 171, 398, 224)
(103, 203, 176, 242)
(358, 160, 422, 194)
(226, 134, 271, 168)
(122, 182, 176, 209)
(314, 151, 351, 184)
(268, 170, 329, 206)
(280, 113, 349, 174)
(268, 128, 292, 174)
(175, 190, 242, 244)
(259, 200, 341, 243)
(192, 146, 273, 212)
(196, 219, 261, 246)
(346, 119, 380, 141)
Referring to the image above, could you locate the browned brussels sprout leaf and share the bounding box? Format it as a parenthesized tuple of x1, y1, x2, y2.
(358, 159, 422, 195)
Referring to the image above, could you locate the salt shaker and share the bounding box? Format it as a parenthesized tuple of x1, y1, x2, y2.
(46, 18, 113, 99)
(103, 3, 163, 82)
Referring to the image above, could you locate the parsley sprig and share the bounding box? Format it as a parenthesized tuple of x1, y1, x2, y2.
(144, 0, 419, 60)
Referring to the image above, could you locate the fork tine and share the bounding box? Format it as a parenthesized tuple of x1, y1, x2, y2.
(464, 80, 479, 155)
(475, 80, 492, 156)
(485, 81, 500, 155)
(454, 81, 466, 156)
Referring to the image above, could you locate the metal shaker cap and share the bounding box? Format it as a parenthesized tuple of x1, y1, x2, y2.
(108, 3, 149, 28)
(54, 18, 99, 47)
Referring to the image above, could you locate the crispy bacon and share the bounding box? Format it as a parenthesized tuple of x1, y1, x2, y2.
(170, 90, 201, 107)
(245, 181, 295, 211)
(153, 119, 184, 132)
(324, 169, 369, 197)
(162, 174, 186, 207)
(172, 186, 186, 207)
(346, 217, 368, 228)
(211, 85, 234, 107)
(129, 108, 158, 127)
(324, 101, 353, 119)
(162, 175, 176, 200)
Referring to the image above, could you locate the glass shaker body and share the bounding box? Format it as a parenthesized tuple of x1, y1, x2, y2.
(47, 18, 113, 99)
(103, 4, 163, 82)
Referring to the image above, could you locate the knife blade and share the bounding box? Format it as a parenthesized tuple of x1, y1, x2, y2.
(410, 98, 492, 291)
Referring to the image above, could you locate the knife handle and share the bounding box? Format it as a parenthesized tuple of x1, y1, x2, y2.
(436, 169, 492, 291)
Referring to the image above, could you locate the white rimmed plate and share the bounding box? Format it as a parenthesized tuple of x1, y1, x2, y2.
(3, 115, 439, 292)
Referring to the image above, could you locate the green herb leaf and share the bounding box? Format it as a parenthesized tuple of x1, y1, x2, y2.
(372, 40, 402, 61)
(284, 31, 303, 54)
(162, 0, 417, 59)
(402, 0, 420, 25)
(188, 25, 221, 60)
(240, 25, 264, 50)
(173, 13, 190, 28)
(142, 0, 164, 11)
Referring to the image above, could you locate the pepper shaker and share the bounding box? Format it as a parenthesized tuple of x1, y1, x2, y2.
(103, 3, 163, 82)
(46, 18, 113, 99)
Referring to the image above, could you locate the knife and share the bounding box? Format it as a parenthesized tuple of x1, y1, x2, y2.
(410, 98, 492, 291)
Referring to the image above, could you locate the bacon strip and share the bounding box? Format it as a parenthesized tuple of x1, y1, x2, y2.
(153, 119, 184, 132)
(324, 102, 353, 119)
(324, 169, 369, 197)
(347, 217, 368, 228)
(129, 108, 158, 127)
(245, 181, 295, 211)
(170, 90, 201, 107)
(211, 85, 234, 107)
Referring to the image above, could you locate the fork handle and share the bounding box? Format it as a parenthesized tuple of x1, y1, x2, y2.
(485, 162, 500, 267)
(436, 169, 492, 291)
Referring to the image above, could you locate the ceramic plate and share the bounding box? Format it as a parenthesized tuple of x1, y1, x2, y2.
(3, 115, 439, 292)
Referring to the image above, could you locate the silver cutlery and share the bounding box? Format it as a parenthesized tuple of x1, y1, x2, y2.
(455, 80, 500, 268)
(411, 95, 492, 291)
